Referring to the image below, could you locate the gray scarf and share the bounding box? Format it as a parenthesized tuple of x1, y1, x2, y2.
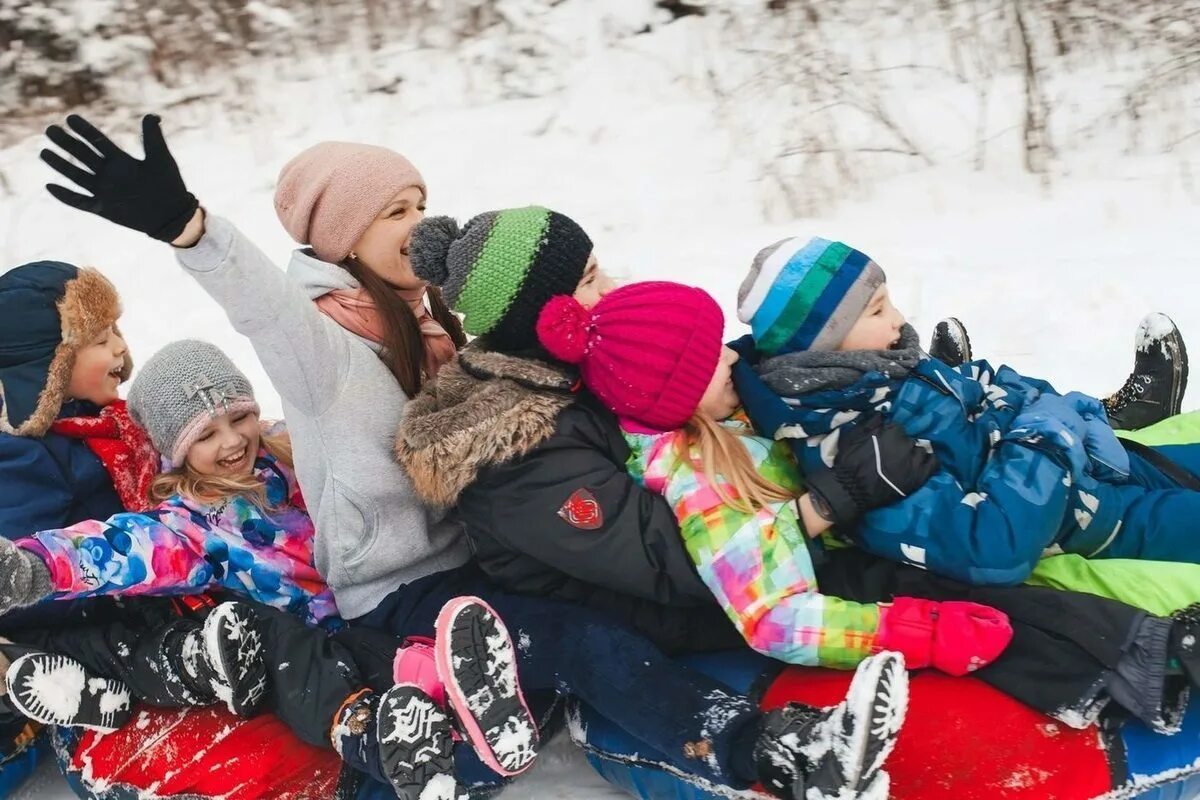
(756, 323, 924, 397)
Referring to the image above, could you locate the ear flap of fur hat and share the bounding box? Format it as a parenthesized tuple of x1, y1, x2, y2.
(0, 265, 127, 437)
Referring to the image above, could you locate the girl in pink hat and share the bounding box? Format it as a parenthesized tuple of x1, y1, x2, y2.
(536, 280, 1012, 677)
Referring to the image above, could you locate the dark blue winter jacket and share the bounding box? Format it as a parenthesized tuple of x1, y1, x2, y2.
(733, 343, 1142, 586)
(0, 262, 125, 539)
(0, 400, 124, 541)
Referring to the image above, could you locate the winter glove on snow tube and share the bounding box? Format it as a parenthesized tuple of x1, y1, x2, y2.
(805, 415, 940, 528)
(1009, 393, 1087, 472)
(41, 114, 199, 242)
(876, 597, 1013, 676)
(0, 538, 53, 616)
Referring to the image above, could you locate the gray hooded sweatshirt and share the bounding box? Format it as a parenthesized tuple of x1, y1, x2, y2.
(176, 214, 469, 618)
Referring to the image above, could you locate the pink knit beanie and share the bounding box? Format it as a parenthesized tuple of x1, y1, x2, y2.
(537, 281, 724, 433)
(274, 142, 426, 264)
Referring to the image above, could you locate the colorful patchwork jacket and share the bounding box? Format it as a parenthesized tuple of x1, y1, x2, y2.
(624, 414, 882, 668)
(17, 433, 338, 626)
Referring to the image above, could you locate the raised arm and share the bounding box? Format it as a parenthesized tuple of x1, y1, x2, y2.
(40, 114, 351, 414)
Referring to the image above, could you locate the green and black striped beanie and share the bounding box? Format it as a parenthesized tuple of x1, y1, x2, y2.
(409, 206, 593, 353)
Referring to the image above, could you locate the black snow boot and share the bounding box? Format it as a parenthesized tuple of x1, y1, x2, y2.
(928, 317, 973, 367)
(754, 651, 907, 800)
(167, 602, 266, 716)
(375, 684, 465, 800)
(1104, 313, 1188, 431)
(6, 651, 133, 731)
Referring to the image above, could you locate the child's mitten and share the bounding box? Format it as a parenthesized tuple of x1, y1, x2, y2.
(876, 597, 1013, 676)
(806, 415, 940, 527)
(0, 538, 53, 615)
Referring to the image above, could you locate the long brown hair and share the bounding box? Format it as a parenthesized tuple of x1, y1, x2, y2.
(342, 257, 467, 397)
(677, 413, 795, 514)
(149, 429, 295, 508)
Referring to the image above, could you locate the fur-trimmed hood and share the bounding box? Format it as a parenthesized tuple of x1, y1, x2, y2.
(0, 262, 132, 437)
(397, 345, 578, 507)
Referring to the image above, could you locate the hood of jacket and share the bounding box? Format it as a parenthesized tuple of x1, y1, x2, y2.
(396, 344, 577, 507)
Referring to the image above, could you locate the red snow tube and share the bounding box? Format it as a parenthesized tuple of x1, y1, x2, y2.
(762, 669, 1112, 800)
(59, 707, 342, 799)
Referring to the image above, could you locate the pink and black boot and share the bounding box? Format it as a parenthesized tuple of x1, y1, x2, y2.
(392, 596, 539, 777)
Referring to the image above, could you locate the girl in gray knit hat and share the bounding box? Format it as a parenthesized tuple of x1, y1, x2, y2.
(0, 339, 539, 799)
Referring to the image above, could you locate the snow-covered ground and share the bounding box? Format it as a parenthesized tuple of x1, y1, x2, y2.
(1, 2, 1198, 797)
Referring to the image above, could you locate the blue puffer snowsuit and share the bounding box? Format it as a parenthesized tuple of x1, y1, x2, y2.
(733, 340, 1200, 586)
(0, 402, 125, 541)
(0, 262, 127, 540)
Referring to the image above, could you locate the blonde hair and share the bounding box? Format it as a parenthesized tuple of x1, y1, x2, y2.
(148, 428, 294, 508)
(676, 413, 795, 514)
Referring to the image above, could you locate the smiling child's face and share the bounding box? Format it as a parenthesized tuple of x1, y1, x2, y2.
(837, 284, 907, 352)
(67, 326, 128, 407)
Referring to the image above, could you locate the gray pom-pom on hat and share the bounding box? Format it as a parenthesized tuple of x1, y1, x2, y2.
(410, 215, 461, 295)
(127, 340, 260, 468)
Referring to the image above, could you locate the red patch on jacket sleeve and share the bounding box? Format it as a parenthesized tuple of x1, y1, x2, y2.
(558, 488, 603, 530)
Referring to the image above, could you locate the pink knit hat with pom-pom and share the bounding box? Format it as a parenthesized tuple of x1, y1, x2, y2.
(536, 281, 724, 433)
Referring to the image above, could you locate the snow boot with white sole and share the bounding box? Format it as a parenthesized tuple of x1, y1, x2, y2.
(200, 601, 267, 717)
(6, 652, 132, 731)
(754, 651, 908, 800)
(375, 684, 466, 800)
(170, 602, 266, 716)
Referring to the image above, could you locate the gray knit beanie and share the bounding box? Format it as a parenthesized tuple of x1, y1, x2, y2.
(127, 340, 259, 467)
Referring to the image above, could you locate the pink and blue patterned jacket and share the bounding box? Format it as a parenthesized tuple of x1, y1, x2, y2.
(17, 434, 338, 626)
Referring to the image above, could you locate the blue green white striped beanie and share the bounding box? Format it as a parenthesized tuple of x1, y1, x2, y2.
(737, 236, 886, 355)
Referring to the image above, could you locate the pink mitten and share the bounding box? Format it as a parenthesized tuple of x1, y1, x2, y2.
(876, 597, 1013, 676)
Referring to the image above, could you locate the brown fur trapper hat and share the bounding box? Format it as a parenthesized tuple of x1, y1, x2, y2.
(0, 262, 132, 437)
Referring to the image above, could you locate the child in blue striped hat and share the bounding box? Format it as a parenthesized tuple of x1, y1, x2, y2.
(731, 235, 1200, 598)
(737, 236, 906, 356)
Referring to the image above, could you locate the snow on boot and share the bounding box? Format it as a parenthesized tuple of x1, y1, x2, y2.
(754, 651, 908, 800)
(928, 317, 973, 367)
(200, 601, 267, 717)
(434, 596, 539, 777)
(376, 684, 464, 800)
(6, 652, 132, 732)
(1104, 313, 1189, 431)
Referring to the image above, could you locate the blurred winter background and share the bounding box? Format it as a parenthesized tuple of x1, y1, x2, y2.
(1, 0, 1199, 796)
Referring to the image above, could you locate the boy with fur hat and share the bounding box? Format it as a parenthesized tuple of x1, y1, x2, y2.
(0, 261, 148, 535)
(732, 236, 1200, 586)
(0, 259, 152, 790)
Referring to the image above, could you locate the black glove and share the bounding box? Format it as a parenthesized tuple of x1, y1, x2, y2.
(40, 114, 198, 242)
(805, 415, 940, 528)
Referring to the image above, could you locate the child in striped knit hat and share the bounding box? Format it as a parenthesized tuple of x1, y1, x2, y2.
(535, 280, 1012, 676)
(733, 236, 1200, 590)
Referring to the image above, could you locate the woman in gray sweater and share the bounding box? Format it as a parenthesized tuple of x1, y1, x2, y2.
(39, 113, 910, 800)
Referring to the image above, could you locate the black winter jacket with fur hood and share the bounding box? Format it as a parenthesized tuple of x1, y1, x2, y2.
(397, 345, 743, 654)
